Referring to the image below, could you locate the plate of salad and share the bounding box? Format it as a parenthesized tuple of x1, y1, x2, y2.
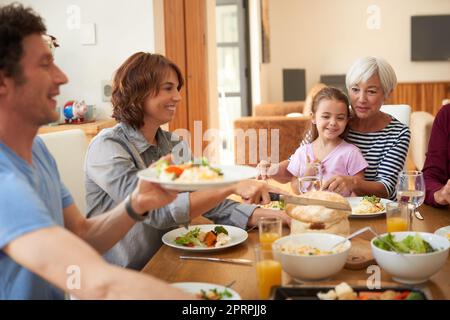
(347, 196, 392, 218)
(137, 158, 258, 191)
(162, 224, 248, 252)
(172, 282, 241, 300)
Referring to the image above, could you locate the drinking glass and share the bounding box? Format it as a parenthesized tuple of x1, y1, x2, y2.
(396, 170, 425, 222)
(386, 202, 413, 232)
(258, 217, 282, 251)
(298, 162, 322, 193)
(254, 245, 282, 300)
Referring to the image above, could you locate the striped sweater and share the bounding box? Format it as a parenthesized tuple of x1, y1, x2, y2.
(346, 118, 411, 200)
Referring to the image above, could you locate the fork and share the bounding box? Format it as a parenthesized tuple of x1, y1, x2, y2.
(225, 280, 236, 288)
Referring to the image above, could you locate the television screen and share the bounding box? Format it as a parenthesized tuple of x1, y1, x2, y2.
(411, 15, 450, 61)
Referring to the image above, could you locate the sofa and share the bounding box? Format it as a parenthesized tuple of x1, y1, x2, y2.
(253, 101, 304, 117)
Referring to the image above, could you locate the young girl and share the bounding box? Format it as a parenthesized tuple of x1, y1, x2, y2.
(258, 87, 368, 196)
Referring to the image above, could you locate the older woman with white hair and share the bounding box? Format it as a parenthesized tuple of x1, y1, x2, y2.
(322, 57, 411, 199)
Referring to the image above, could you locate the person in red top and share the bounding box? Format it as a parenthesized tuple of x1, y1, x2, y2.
(423, 103, 450, 207)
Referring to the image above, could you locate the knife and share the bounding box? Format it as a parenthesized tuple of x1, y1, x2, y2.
(179, 256, 253, 266)
(268, 192, 352, 211)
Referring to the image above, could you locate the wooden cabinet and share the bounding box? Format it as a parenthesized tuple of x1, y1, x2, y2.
(38, 119, 117, 142)
(386, 81, 450, 115)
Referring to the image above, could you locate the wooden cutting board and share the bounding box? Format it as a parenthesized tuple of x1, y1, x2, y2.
(344, 238, 376, 270)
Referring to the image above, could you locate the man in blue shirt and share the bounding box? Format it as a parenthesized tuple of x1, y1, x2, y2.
(0, 3, 192, 300)
(0, 3, 279, 300)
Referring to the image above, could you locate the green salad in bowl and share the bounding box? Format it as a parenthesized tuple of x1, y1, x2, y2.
(373, 233, 437, 254)
(371, 231, 449, 284)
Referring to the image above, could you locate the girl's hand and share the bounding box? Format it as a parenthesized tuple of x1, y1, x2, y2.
(256, 159, 271, 180)
(256, 159, 280, 180)
(322, 175, 355, 195)
(303, 154, 322, 177)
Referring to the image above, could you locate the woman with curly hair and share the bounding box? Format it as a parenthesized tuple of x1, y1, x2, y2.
(85, 52, 289, 270)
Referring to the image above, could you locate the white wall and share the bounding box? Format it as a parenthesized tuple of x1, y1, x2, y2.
(262, 0, 450, 103)
(1, 0, 155, 120)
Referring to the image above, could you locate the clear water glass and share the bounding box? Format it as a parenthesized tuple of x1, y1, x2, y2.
(298, 162, 322, 193)
(396, 170, 425, 208)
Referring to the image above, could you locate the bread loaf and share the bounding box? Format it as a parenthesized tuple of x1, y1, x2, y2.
(287, 191, 351, 236)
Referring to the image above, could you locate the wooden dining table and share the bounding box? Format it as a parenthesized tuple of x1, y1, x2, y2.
(142, 196, 450, 300)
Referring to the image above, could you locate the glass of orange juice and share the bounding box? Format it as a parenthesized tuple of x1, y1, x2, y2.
(386, 202, 413, 232)
(254, 245, 282, 299)
(258, 217, 282, 250)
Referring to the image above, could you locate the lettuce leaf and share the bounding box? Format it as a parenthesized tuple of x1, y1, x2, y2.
(373, 233, 437, 254)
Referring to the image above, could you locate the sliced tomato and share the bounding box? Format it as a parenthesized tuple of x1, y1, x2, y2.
(394, 291, 411, 300)
(165, 166, 184, 177)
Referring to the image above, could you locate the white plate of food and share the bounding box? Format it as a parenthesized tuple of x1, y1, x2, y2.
(172, 282, 241, 300)
(162, 224, 248, 252)
(434, 226, 450, 241)
(137, 158, 258, 191)
(347, 196, 392, 218)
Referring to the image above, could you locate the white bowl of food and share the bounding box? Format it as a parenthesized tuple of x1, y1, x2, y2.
(371, 232, 449, 284)
(272, 233, 351, 282)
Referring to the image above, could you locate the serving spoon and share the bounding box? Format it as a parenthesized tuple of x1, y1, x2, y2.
(330, 226, 403, 255)
(330, 226, 372, 250)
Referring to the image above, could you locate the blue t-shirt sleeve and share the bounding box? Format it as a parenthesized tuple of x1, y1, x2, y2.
(0, 172, 56, 251)
(60, 181, 73, 209)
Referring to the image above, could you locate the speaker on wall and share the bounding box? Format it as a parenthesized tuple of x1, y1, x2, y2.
(283, 69, 306, 101)
(320, 74, 347, 94)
